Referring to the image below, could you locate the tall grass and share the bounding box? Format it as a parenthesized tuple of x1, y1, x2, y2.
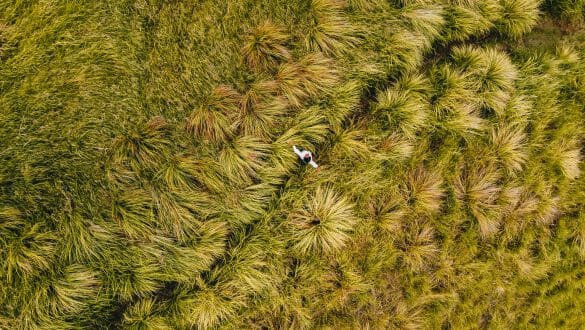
(185, 86, 240, 144)
(290, 186, 358, 255)
(242, 21, 291, 71)
(305, 0, 360, 55)
(1, 0, 584, 328)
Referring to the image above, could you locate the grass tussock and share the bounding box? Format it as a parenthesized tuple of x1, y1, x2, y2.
(276, 52, 340, 108)
(403, 165, 444, 215)
(490, 124, 528, 174)
(400, 5, 446, 40)
(122, 298, 171, 330)
(496, 0, 541, 38)
(451, 45, 519, 115)
(455, 161, 503, 238)
(185, 86, 240, 144)
(242, 21, 291, 71)
(111, 116, 173, 172)
(219, 136, 271, 185)
(2, 223, 57, 284)
(374, 84, 429, 139)
(305, 0, 360, 55)
(396, 222, 439, 272)
(553, 138, 583, 180)
(290, 186, 358, 255)
(442, 0, 500, 42)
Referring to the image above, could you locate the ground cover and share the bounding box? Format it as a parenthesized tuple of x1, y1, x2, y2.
(1, 0, 584, 328)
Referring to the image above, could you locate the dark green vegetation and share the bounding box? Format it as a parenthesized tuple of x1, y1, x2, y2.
(1, 0, 585, 328)
(544, 0, 585, 24)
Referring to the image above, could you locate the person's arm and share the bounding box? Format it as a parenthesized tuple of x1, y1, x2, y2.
(292, 145, 303, 158)
(308, 160, 319, 168)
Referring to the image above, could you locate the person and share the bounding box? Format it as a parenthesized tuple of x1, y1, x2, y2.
(292, 145, 319, 169)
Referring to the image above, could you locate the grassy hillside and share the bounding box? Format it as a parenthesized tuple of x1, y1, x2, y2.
(1, 0, 584, 328)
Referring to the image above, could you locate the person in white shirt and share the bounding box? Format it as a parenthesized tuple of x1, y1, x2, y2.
(292, 145, 319, 169)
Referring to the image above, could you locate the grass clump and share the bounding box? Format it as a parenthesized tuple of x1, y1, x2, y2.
(290, 186, 358, 255)
(242, 21, 291, 71)
(305, 0, 360, 55)
(185, 86, 240, 144)
(497, 0, 541, 38)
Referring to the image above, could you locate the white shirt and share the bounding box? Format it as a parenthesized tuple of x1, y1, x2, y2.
(293, 145, 318, 168)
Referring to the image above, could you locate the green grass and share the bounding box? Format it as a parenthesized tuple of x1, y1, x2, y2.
(1, 0, 585, 328)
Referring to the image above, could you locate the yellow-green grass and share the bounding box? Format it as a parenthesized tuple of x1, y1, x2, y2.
(1, 0, 584, 328)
